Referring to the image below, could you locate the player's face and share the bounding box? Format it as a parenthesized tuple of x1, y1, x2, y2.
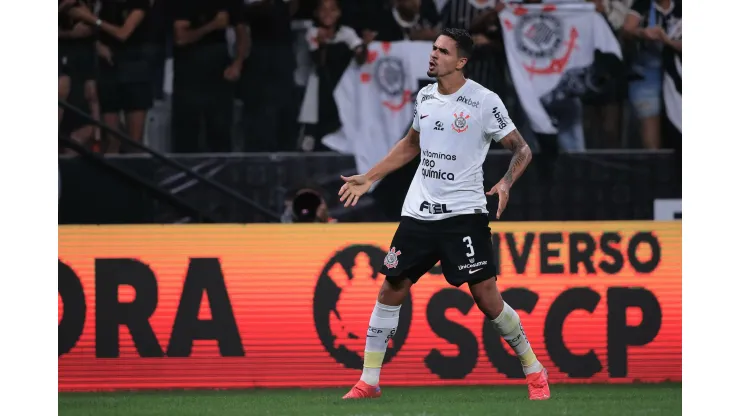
(427, 35, 467, 78)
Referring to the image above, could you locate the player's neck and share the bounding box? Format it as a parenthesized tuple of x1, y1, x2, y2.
(436, 74, 467, 96)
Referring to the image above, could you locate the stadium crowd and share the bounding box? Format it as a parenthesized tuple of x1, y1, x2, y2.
(58, 0, 681, 155)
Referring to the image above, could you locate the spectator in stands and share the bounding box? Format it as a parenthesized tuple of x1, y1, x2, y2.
(282, 188, 334, 223)
(582, 0, 627, 149)
(70, 0, 154, 154)
(622, 0, 681, 149)
(171, 0, 248, 153)
(370, 0, 441, 42)
(59, 83, 98, 155)
(440, 0, 507, 96)
(300, 0, 365, 151)
(146, 0, 171, 101)
(241, 0, 299, 152)
(59, 0, 99, 140)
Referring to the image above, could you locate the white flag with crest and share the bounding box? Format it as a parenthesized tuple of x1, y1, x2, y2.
(499, 2, 622, 134)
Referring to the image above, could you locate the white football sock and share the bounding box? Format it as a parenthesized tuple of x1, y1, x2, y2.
(360, 301, 401, 386)
(491, 302, 543, 375)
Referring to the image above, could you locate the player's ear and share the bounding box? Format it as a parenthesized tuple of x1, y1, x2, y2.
(456, 57, 468, 71)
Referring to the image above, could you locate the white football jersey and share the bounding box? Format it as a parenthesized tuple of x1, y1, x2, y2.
(401, 79, 516, 221)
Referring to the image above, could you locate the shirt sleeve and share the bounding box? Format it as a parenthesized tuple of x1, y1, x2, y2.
(338, 26, 363, 50)
(482, 92, 516, 142)
(411, 92, 422, 132)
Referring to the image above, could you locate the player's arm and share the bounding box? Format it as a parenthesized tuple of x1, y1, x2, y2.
(485, 129, 531, 219)
(482, 93, 531, 218)
(498, 130, 532, 188)
(339, 94, 423, 207)
(339, 127, 420, 207)
(366, 127, 421, 183)
(366, 93, 424, 183)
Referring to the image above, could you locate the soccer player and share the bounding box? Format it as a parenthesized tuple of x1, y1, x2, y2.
(337, 28, 549, 401)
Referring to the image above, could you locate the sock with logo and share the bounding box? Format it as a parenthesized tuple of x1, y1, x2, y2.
(360, 301, 401, 386)
(491, 302, 543, 376)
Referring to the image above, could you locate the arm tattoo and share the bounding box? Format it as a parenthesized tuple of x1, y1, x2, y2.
(499, 129, 532, 186)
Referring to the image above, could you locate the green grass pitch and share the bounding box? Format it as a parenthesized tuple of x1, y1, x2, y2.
(59, 383, 681, 416)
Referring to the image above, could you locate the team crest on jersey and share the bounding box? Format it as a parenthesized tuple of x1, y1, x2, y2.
(384, 247, 402, 269)
(452, 112, 470, 133)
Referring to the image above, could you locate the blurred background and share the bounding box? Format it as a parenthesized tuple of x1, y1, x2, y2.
(58, 0, 682, 225)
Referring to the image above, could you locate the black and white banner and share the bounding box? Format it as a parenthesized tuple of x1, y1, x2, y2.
(663, 18, 681, 133)
(499, 2, 622, 135)
(323, 41, 434, 187)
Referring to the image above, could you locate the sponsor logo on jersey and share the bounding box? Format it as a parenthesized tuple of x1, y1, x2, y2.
(421, 94, 434, 103)
(419, 201, 452, 215)
(434, 121, 444, 131)
(422, 149, 456, 161)
(452, 111, 470, 133)
(492, 107, 507, 130)
(420, 149, 456, 181)
(457, 260, 489, 271)
(421, 168, 455, 181)
(456, 95, 480, 108)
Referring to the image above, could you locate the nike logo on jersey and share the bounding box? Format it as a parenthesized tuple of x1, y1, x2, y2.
(469, 268, 483, 274)
(420, 115, 429, 119)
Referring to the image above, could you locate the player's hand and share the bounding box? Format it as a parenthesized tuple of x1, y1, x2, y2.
(485, 180, 510, 219)
(339, 174, 372, 208)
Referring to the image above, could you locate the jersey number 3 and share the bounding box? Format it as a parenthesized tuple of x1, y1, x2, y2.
(463, 236, 475, 257)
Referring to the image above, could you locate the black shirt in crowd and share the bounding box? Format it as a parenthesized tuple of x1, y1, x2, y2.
(246, 0, 293, 43)
(59, 0, 96, 48)
(98, 0, 151, 48)
(172, 0, 244, 47)
(371, 0, 440, 42)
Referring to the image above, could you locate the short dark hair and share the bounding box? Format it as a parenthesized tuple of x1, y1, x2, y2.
(438, 28, 474, 59)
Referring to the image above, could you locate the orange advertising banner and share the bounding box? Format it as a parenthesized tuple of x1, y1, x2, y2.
(58, 222, 681, 391)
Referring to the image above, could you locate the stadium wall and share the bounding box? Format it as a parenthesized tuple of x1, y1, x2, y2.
(58, 221, 681, 391)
